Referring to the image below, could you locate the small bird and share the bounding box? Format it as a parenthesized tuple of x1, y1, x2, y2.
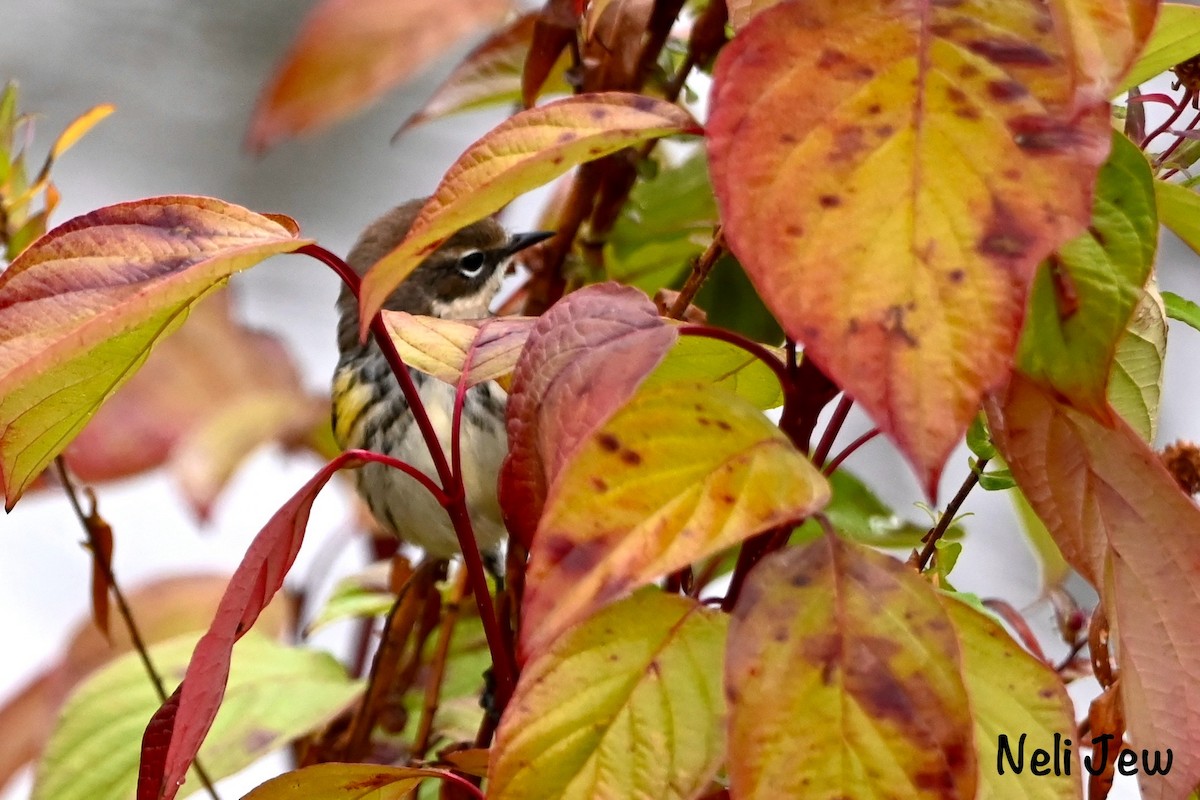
(331, 200, 551, 567)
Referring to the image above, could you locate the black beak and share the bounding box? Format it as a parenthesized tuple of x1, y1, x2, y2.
(504, 230, 554, 256)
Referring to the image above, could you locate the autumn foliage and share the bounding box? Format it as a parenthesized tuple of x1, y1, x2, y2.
(4, 1, 1200, 799)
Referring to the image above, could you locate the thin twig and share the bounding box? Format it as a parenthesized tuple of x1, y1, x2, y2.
(811, 395, 852, 468)
(342, 560, 439, 759)
(54, 458, 223, 800)
(413, 566, 470, 758)
(1140, 93, 1186, 149)
(668, 227, 726, 319)
(911, 458, 987, 571)
(822, 428, 880, 476)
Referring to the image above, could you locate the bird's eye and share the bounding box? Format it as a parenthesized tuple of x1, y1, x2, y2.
(457, 250, 487, 278)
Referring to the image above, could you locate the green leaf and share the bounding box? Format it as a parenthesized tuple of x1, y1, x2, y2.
(490, 589, 727, 800)
(33, 632, 362, 800)
(795, 469, 963, 548)
(965, 413, 996, 460)
(1108, 283, 1167, 442)
(0, 197, 310, 507)
(606, 151, 718, 291)
(941, 596, 1079, 800)
(641, 332, 784, 410)
(1157, 178, 1200, 256)
(1017, 132, 1157, 417)
(694, 254, 784, 343)
(933, 539, 961, 591)
(1117, 3, 1200, 94)
(305, 567, 396, 635)
(1164, 289, 1200, 333)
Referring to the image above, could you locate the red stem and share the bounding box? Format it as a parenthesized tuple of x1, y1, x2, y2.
(822, 428, 880, 476)
(811, 395, 852, 468)
(1140, 92, 1186, 149)
(298, 244, 517, 709)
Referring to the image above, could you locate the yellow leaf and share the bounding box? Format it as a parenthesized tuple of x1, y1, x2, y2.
(490, 589, 726, 800)
(708, 0, 1126, 493)
(726, 537, 977, 799)
(521, 380, 828, 659)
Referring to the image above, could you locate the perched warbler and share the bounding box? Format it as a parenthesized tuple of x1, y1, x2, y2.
(331, 200, 551, 567)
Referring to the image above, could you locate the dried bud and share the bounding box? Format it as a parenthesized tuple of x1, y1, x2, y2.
(1160, 440, 1200, 495)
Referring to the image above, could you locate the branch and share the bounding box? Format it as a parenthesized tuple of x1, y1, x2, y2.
(54, 458, 223, 800)
(667, 227, 726, 320)
(299, 244, 517, 712)
(911, 457, 986, 571)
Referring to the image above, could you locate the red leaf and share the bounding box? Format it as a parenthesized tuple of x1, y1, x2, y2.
(523, 0, 580, 107)
(987, 374, 1200, 799)
(136, 453, 366, 800)
(498, 283, 676, 547)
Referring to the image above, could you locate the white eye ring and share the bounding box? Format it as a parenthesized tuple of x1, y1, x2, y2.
(458, 250, 486, 278)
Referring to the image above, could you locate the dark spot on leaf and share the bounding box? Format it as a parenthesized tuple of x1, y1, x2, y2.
(698, 416, 711, 426)
(556, 131, 576, 144)
(597, 433, 620, 452)
(816, 48, 873, 80)
(591, 475, 608, 492)
(589, 107, 608, 121)
(875, 124, 895, 138)
(551, 155, 564, 165)
(946, 87, 968, 104)
(819, 194, 841, 208)
(716, 419, 732, 431)
(780, 131, 799, 144)
(785, 223, 804, 238)
(1048, 255, 1079, 320)
(957, 63, 980, 79)
(620, 449, 642, 465)
(1010, 115, 1091, 152)
(847, 318, 860, 334)
(987, 79, 1028, 101)
(948, 269, 965, 283)
(802, 633, 843, 684)
(827, 126, 865, 163)
(978, 199, 1033, 260)
(1002, 168, 1021, 180)
(967, 39, 1054, 66)
(866, 103, 882, 115)
(883, 305, 918, 347)
(721, 494, 736, 504)
(1088, 225, 1106, 246)
(772, 626, 789, 642)
(954, 106, 981, 120)
(630, 94, 657, 112)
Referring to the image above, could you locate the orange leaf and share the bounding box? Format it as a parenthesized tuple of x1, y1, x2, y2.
(0, 197, 310, 508)
(399, 14, 572, 133)
(726, 536, 977, 799)
(357, 93, 700, 332)
(522, 0, 580, 108)
(499, 283, 676, 547)
(246, 0, 511, 153)
(1048, 0, 1158, 104)
(987, 374, 1200, 799)
(241, 764, 462, 799)
(707, 0, 1117, 495)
